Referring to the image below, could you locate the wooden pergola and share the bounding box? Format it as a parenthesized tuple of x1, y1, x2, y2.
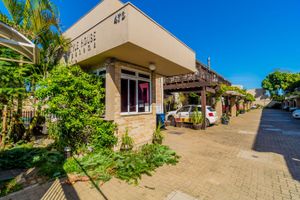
(0, 21, 38, 64)
(164, 61, 231, 129)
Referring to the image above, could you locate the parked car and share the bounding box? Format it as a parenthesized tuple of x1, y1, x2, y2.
(292, 109, 300, 119)
(251, 105, 258, 109)
(165, 105, 218, 127)
(289, 107, 298, 112)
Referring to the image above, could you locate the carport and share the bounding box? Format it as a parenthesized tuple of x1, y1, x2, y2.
(164, 61, 231, 129)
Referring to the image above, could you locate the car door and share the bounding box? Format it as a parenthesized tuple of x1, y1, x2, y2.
(175, 106, 191, 122)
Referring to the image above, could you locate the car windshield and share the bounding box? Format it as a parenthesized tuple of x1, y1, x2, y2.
(191, 106, 215, 112)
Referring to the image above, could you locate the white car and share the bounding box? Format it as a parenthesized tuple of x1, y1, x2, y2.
(166, 105, 218, 127)
(289, 107, 298, 112)
(292, 109, 300, 119)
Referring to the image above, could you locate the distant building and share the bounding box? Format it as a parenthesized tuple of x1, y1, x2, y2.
(247, 88, 271, 106)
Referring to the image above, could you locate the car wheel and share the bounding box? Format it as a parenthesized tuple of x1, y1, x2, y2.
(169, 116, 176, 126)
(205, 118, 210, 127)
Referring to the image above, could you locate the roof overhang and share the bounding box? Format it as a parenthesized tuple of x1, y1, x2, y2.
(285, 95, 300, 100)
(0, 21, 38, 64)
(64, 2, 196, 76)
(225, 90, 245, 97)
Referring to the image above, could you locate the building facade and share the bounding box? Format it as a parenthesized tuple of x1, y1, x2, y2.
(247, 88, 271, 106)
(63, 0, 196, 146)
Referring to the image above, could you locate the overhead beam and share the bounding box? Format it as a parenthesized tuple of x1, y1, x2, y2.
(0, 21, 38, 64)
(0, 57, 33, 64)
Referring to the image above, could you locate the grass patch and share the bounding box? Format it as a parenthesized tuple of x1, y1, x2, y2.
(0, 143, 65, 178)
(0, 179, 22, 197)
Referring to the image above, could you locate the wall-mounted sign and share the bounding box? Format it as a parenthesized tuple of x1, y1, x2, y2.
(69, 31, 97, 64)
(114, 11, 126, 24)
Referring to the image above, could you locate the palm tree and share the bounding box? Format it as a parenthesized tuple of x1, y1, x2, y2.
(0, 0, 70, 145)
(2, 0, 69, 72)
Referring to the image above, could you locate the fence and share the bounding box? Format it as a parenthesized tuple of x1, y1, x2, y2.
(22, 110, 35, 128)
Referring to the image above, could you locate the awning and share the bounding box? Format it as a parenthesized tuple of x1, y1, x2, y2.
(0, 21, 38, 64)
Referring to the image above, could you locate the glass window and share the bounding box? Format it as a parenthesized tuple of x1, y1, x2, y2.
(121, 69, 136, 76)
(191, 106, 201, 113)
(129, 80, 136, 112)
(178, 106, 190, 113)
(138, 73, 150, 79)
(138, 80, 150, 112)
(121, 69, 151, 114)
(207, 106, 215, 112)
(121, 79, 128, 112)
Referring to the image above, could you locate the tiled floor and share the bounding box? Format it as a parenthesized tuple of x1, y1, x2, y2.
(2, 109, 300, 200)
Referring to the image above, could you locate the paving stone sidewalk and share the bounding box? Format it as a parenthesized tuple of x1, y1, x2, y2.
(2, 109, 300, 200)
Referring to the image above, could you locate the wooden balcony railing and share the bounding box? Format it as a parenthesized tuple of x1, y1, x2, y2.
(164, 61, 231, 87)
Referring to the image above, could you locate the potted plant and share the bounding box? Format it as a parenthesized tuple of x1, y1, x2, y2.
(120, 128, 134, 151)
(152, 122, 164, 144)
(191, 107, 203, 130)
(221, 114, 230, 125)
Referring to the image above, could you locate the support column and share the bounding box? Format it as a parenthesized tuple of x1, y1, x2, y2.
(201, 87, 207, 129)
(105, 60, 117, 121)
(215, 99, 223, 123)
(296, 98, 300, 107)
(230, 96, 237, 117)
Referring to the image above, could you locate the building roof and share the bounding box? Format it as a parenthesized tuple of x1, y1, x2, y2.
(63, 1, 196, 76)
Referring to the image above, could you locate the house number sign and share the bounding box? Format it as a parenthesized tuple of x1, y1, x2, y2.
(114, 11, 126, 24)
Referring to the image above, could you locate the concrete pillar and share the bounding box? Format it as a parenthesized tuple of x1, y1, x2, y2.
(296, 98, 300, 107)
(230, 96, 237, 117)
(105, 60, 117, 121)
(215, 99, 223, 122)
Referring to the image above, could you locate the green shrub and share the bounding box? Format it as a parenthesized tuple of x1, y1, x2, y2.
(0, 144, 65, 178)
(114, 151, 151, 184)
(120, 129, 134, 151)
(63, 144, 179, 185)
(152, 122, 164, 144)
(191, 107, 203, 125)
(36, 65, 117, 150)
(0, 179, 22, 197)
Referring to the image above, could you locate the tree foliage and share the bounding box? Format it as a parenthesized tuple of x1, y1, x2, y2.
(36, 65, 117, 149)
(215, 84, 255, 103)
(262, 71, 300, 97)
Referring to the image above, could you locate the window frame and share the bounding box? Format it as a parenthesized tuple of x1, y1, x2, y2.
(120, 67, 152, 115)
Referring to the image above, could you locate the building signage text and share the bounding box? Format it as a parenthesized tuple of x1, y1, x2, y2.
(69, 31, 97, 63)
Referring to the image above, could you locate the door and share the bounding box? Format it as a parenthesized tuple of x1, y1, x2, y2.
(176, 106, 191, 122)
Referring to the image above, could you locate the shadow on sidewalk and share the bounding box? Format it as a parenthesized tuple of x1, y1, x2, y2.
(252, 108, 300, 182)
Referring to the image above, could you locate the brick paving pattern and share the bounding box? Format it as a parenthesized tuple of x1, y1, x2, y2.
(1, 109, 300, 200)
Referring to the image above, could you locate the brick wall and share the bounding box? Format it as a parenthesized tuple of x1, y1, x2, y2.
(107, 61, 162, 148)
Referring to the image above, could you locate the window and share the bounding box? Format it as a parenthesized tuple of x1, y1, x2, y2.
(190, 106, 201, 113)
(138, 80, 150, 112)
(121, 68, 151, 114)
(178, 106, 190, 113)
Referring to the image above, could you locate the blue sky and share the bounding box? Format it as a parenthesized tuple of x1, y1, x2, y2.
(1, 0, 300, 89)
